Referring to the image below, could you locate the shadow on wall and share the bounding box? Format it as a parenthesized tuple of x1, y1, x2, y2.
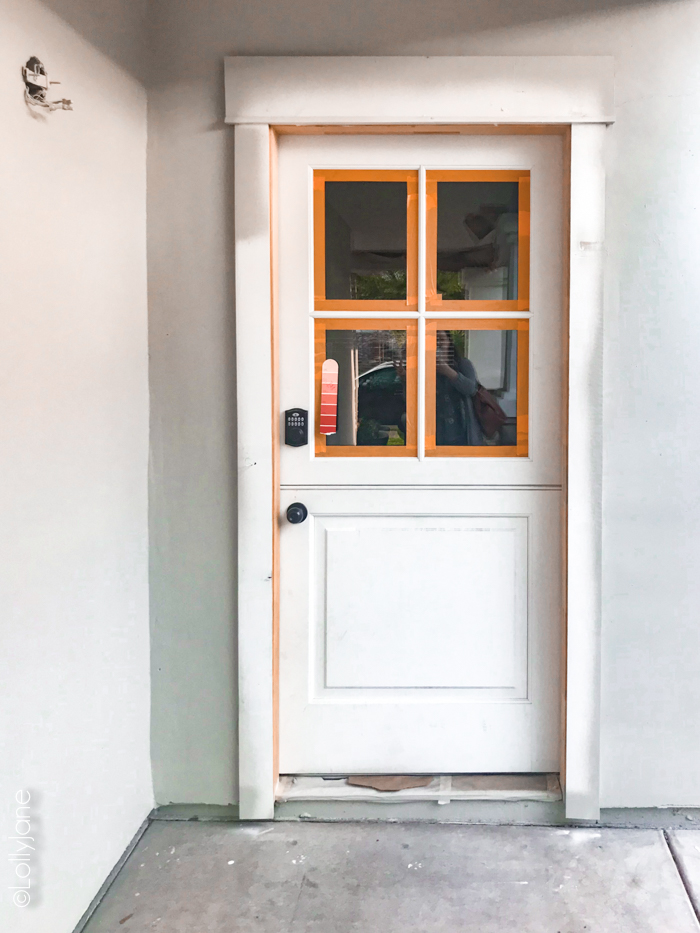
(146, 0, 669, 83)
(35, 0, 678, 97)
(38, 0, 148, 81)
(36, 0, 678, 101)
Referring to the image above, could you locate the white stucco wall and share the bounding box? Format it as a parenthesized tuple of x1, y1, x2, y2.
(0, 2, 152, 931)
(146, 0, 700, 809)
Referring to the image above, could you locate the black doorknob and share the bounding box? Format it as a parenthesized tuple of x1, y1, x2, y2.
(286, 502, 308, 524)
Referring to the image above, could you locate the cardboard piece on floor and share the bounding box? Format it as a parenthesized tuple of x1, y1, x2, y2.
(347, 775, 433, 792)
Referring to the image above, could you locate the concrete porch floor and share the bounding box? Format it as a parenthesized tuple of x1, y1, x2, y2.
(82, 821, 700, 932)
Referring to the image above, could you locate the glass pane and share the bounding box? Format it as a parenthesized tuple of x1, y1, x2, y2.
(325, 329, 407, 446)
(325, 182, 407, 300)
(436, 329, 517, 446)
(437, 182, 519, 301)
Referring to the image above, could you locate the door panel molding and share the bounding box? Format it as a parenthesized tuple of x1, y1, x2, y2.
(318, 515, 527, 695)
(230, 58, 610, 821)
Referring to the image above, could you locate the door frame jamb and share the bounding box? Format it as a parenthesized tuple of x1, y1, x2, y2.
(229, 58, 610, 821)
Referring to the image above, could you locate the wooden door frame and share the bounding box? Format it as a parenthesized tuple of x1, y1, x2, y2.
(227, 56, 611, 821)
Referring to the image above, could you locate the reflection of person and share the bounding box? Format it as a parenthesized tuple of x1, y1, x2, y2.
(436, 331, 483, 446)
(439, 206, 505, 272)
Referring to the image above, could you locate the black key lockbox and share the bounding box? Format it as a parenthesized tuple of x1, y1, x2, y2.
(284, 408, 308, 447)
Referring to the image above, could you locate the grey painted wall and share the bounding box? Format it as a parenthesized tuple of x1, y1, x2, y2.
(147, 0, 700, 806)
(147, 80, 238, 804)
(1, 2, 152, 931)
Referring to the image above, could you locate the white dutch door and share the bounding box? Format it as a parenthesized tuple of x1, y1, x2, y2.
(278, 133, 563, 774)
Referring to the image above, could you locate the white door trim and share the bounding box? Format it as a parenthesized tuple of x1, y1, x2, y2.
(227, 56, 611, 821)
(225, 56, 614, 125)
(565, 124, 606, 820)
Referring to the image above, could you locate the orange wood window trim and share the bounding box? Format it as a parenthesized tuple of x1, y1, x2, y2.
(425, 318, 529, 458)
(274, 124, 570, 137)
(313, 170, 419, 311)
(518, 174, 531, 307)
(426, 170, 530, 313)
(314, 318, 418, 457)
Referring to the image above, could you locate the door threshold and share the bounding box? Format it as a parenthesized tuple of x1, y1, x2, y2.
(277, 773, 562, 804)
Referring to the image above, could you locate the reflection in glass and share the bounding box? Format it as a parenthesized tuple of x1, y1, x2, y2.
(437, 182, 519, 301)
(325, 182, 407, 300)
(436, 330, 517, 446)
(325, 330, 406, 446)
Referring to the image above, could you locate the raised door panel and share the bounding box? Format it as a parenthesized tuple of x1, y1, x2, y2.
(323, 518, 526, 691)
